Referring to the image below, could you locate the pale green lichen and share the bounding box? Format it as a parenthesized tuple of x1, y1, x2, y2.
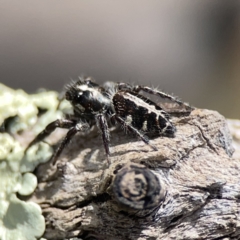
(0, 194, 45, 240)
(18, 173, 38, 196)
(0, 83, 71, 134)
(0, 83, 69, 240)
(0, 133, 48, 240)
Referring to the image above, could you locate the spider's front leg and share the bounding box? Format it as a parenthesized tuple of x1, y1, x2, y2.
(132, 85, 194, 110)
(25, 119, 76, 154)
(25, 119, 89, 165)
(95, 114, 111, 164)
(51, 121, 90, 165)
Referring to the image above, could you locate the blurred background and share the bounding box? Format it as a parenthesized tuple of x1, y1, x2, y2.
(0, 1, 240, 118)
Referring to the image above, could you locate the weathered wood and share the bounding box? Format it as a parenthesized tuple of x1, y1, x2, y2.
(29, 109, 240, 240)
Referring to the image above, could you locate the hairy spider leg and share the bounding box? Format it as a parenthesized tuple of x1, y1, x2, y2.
(116, 82, 133, 91)
(116, 82, 193, 110)
(50, 121, 90, 165)
(115, 116, 157, 151)
(95, 114, 111, 164)
(51, 127, 78, 165)
(25, 119, 76, 154)
(133, 85, 194, 110)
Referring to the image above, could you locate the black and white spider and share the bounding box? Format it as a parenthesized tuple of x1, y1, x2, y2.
(25, 76, 193, 165)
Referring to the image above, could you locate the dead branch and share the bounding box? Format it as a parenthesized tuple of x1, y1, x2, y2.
(28, 109, 240, 240)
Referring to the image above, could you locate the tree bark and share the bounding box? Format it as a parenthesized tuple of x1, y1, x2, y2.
(29, 109, 240, 240)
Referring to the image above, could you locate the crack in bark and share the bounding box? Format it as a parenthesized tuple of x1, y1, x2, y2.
(188, 122, 220, 155)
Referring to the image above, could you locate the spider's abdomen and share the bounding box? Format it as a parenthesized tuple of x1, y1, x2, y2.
(113, 91, 176, 136)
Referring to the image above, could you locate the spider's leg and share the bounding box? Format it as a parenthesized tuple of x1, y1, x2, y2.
(133, 85, 194, 110)
(51, 127, 77, 165)
(96, 114, 111, 164)
(115, 116, 157, 151)
(25, 119, 76, 153)
(116, 82, 133, 91)
(51, 121, 90, 165)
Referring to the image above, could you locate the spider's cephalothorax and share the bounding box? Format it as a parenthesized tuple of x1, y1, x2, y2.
(25, 76, 193, 165)
(65, 79, 113, 116)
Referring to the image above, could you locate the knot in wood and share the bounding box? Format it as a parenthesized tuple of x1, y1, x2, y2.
(112, 163, 165, 211)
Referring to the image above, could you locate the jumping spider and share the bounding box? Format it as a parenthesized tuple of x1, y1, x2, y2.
(25, 76, 193, 165)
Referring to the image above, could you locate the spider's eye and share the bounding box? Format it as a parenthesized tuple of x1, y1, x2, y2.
(77, 91, 84, 101)
(70, 90, 91, 105)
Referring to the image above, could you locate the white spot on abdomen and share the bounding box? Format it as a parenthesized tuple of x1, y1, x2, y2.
(142, 120, 148, 131)
(126, 115, 132, 125)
